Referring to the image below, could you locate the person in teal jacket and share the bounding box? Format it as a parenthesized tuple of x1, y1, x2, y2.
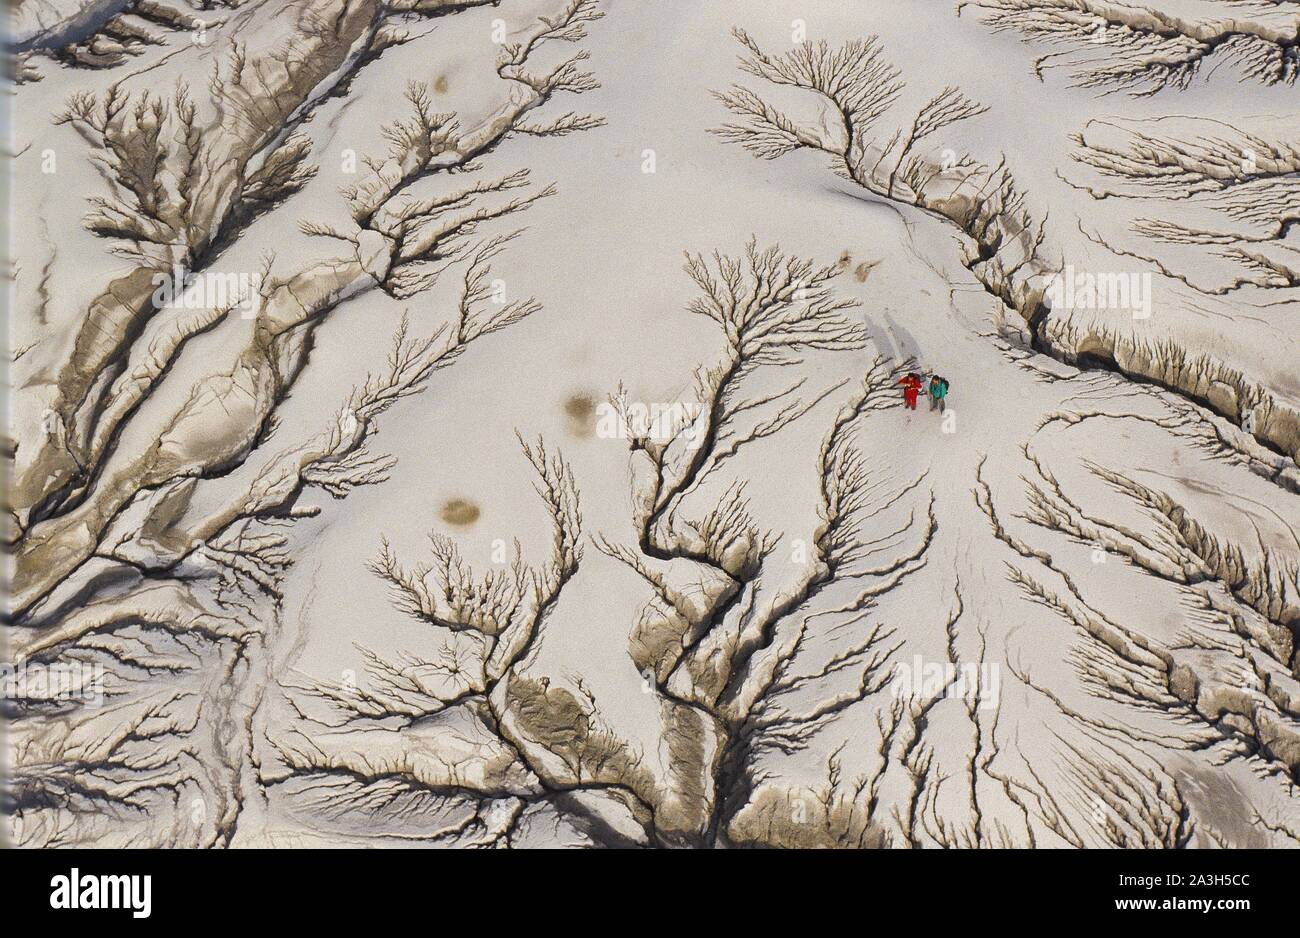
(928, 374, 949, 412)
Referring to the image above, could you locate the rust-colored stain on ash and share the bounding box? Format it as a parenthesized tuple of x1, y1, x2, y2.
(440, 498, 480, 526)
(564, 392, 598, 438)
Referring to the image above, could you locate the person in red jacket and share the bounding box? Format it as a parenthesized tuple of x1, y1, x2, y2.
(899, 372, 924, 410)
